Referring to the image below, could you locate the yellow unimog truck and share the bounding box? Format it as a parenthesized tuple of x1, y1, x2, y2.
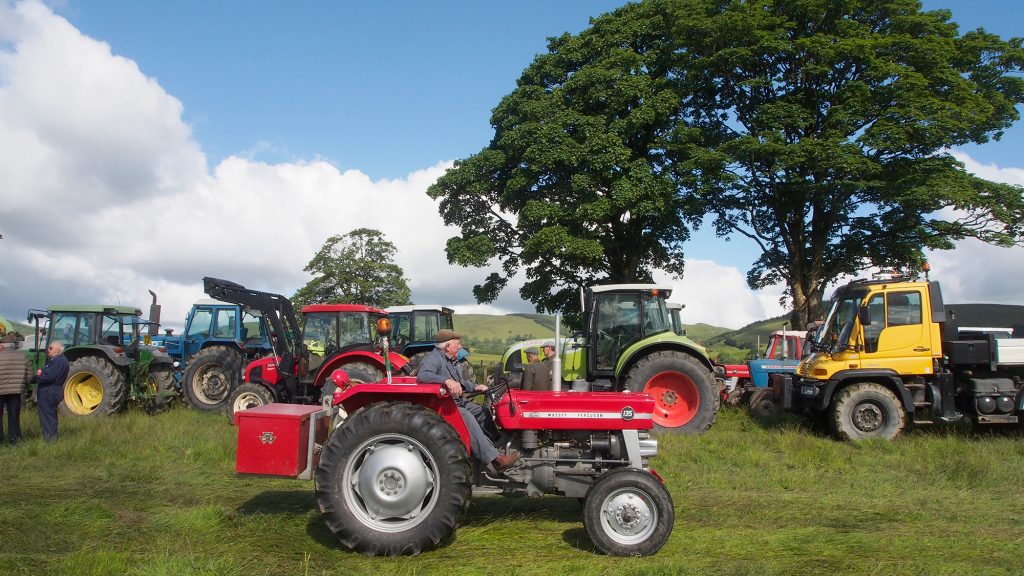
(771, 272, 1024, 440)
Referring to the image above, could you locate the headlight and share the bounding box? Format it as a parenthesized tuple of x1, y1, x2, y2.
(800, 385, 816, 397)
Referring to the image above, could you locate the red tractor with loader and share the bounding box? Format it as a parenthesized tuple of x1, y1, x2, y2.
(234, 317, 676, 557)
(197, 278, 409, 419)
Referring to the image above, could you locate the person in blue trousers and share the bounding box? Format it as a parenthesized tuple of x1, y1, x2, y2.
(34, 341, 69, 441)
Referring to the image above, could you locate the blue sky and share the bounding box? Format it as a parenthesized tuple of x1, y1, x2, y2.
(1, 0, 1023, 330)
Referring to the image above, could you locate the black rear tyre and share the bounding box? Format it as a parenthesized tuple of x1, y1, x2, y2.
(625, 350, 718, 434)
(183, 346, 243, 412)
(583, 468, 675, 556)
(315, 402, 472, 556)
(61, 356, 127, 417)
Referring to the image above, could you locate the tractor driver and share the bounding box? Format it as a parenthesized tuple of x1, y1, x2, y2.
(417, 329, 520, 473)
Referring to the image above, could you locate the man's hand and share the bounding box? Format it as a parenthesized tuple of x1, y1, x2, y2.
(474, 384, 488, 392)
(444, 379, 462, 397)
(36, 369, 42, 377)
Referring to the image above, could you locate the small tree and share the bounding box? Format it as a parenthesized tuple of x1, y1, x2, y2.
(292, 228, 412, 309)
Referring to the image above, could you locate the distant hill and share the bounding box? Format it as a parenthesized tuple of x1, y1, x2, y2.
(452, 314, 565, 357)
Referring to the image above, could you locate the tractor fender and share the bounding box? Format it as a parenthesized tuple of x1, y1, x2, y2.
(314, 350, 409, 385)
(617, 341, 714, 380)
(64, 347, 132, 369)
(333, 381, 471, 455)
(818, 369, 914, 413)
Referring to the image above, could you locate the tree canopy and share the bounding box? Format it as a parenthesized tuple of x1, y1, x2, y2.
(428, 0, 1024, 328)
(292, 228, 412, 309)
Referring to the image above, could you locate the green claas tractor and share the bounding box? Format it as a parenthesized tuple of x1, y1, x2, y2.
(26, 305, 176, 417)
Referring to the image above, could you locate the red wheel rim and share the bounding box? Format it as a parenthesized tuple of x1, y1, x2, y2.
(644, 370, 700, 428)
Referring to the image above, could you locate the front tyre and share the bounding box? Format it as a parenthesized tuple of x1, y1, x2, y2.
(226, 383, 275, 424)
(315, 402, 472, 556)
(625, 351, 718, 434)
(143, 365, 177, 413)
(830, 382, 906, 441)
(583, 468, 674, 557)
(61, 356, 127, 417)
(747, 388, 779, 420)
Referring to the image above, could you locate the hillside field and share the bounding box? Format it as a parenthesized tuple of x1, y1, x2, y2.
(1, 404, 1022, 575)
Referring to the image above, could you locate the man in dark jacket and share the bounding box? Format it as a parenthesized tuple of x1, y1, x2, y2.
(522, 341, 556, 391)
(418, 329, 520, 473)
(0, 333, 32, 444)
(34, 341, 69, 441)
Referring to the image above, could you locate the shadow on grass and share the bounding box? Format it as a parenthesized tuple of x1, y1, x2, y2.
(236, 489, 316, 516)
(466, 494, 598, 553)
(737, 403, 1023, 442)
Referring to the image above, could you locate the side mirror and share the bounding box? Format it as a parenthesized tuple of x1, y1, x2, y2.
(858, 307, 871, 326)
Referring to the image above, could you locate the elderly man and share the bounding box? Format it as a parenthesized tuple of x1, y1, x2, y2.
(34, 341, 69, 442)
(418, 329, 520, 473)
(522, 340, 556, 391)
(0, 333, 32, 444)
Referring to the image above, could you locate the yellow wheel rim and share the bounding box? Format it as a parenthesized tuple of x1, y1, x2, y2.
(65, 371, 104, 414)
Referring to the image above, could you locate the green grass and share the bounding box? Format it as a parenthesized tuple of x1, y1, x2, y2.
(2, 405, 1023, 575)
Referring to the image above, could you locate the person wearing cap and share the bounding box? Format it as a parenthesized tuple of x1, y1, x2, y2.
(0, 333, 32, 444)
(522, 340, 556, 391)
(418, 328, 521, 473)
(524, 348, 539, 364)
(33, 341, 68, 441)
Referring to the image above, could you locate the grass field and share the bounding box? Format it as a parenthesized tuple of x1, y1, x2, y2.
(2, 403, 1023, 576)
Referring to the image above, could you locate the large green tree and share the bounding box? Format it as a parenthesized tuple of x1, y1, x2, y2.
(429, 0, 1024, 329)
(292, 228, 412, 309)
(428, 1, 701, 326)
(675, 0, 1024, 327)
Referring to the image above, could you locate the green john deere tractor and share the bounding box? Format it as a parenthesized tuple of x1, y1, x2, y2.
(26, 305, 176, 417)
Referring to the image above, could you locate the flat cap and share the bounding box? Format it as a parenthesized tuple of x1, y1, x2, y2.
(434, 328, 463, 343)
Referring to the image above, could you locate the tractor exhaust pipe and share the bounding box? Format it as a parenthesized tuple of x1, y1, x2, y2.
(552, 313, 562, 392)
(147, 290, 161, 337)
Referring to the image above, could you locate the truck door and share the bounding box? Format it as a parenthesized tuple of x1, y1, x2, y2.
(861, 290, 932, 375)
(593, 292, 641, 373)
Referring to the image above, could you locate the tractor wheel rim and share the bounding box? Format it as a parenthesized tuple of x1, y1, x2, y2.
(598, 487, 657, 545)
(193, 365, 231, 404)
(232, 392, 266, 413)
(853, 402, 883, 432)
(644, 370, 700, 427)
(344, 433, 438, 533)
(65, 372, 103, 414)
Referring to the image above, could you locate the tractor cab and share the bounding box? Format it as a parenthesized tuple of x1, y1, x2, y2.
(584, 285, 675, 378)
(384, 305, 455, 366)
(300, 304, 388, 377)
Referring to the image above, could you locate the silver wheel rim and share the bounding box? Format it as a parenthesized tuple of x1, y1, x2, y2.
(193, 365, 231, 404)
(232, 391, 266, 412)
(343, 433, 438, 533)
(853, 402, 883, 432)
(598, 487, 657, 545)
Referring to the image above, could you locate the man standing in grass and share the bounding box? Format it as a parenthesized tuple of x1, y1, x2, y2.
(34, 341, 68, 442)
(0, 333, 32, 445)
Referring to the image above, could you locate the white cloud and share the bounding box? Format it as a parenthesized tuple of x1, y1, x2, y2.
(0, 1, 505, 330)
(654, 261, 788, 329)
(1, 1, 1022, 336)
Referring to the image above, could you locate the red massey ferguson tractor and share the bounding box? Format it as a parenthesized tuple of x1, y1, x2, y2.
(235, 319, 675, 557)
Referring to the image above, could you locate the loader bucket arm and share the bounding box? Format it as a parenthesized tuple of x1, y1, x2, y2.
(201, 277, 304, 357)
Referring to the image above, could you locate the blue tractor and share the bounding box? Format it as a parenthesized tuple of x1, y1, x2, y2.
(384, 305, 455, 369)
(157, 299, 274, 411)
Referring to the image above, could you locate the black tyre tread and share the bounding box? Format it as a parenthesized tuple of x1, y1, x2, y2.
(182, 346, 243, 412)
(406, 352, 429, 375)
(625, 350, 719, 434)
(315, 402, 472, 556)
(320, 364, 378, 404)
(144, 365, 177, 413)
(583, 467, 675, 557)
(830, 382, 906, 441)
(337, 361, 383, 382)
(62, 356, 127, 417)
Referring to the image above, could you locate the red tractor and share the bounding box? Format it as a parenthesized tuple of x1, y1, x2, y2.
(199, 278, 409, 418)
(235, 320, 675, 557)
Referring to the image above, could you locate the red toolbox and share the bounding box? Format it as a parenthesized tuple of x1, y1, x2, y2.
(235, 404, 331, 479)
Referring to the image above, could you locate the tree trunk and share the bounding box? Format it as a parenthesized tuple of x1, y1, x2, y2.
(789, 281, 825, 331)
